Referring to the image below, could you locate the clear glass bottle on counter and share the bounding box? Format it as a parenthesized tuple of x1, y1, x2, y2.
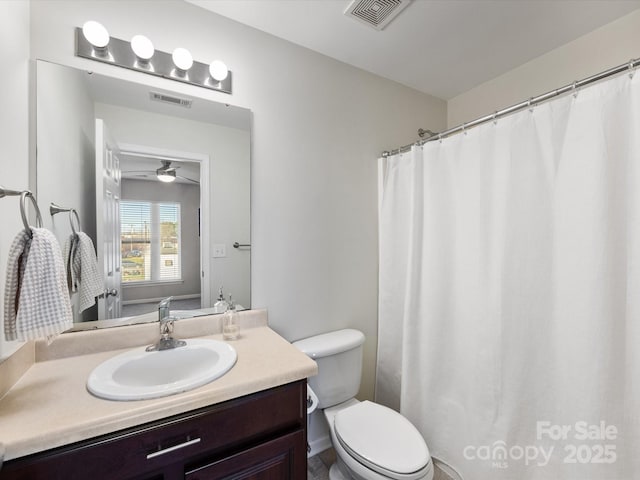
(222, 294, 239, 340)
(213, 285, 229, 314)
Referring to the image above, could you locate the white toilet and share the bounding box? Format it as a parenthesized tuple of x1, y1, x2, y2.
(294, 329, 434, 480)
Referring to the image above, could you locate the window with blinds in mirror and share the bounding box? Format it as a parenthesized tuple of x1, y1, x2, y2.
(120, 201, 182, 283)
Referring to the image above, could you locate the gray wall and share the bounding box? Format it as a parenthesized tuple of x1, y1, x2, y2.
(448, 9, 640, 127)
(94, 102, 250, 309)
(7, 0, 639, 397)
(29, 0, 448, 400)
(121, 179, 201, 303)
(36, 61, 96, 254)
(36, 61, 97, 322)
(0, 1, 30, 358)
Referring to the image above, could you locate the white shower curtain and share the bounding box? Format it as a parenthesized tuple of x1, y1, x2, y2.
(377, 72, 640, 480)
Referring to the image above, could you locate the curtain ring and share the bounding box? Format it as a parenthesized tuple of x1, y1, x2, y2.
(572, 81, 579, 98)
(528, 97, 534, 113)
(629, 58, 636, 79)
(69, 209, 81, 236)
(20, 191, 43, 237)
(438, 133, 443, 143)
(492, 111, 498, 125)
(462, 123, 467, 135)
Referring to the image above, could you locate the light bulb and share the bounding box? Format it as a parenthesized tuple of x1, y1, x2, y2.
(209, 60, 228, 82)
(82, 21, 109, 49)
(131, 35, 154, 61)
(172, 48, 193, 71)
(157, 172, 176, 183)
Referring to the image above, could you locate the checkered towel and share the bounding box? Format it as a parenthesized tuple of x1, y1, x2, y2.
(63, 232, 103, 313)
(4, 228, 73, 341)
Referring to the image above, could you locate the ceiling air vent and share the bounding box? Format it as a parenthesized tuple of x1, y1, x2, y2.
(149, 91, 192, 108)
(344, 0, 412, 31)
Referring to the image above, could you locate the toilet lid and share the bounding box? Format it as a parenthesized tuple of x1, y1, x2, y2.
(334, 401, 430, 477)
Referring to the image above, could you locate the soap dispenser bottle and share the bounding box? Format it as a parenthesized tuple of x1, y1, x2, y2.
(222, 294, 239, 340)
(213, 285, 229, 314)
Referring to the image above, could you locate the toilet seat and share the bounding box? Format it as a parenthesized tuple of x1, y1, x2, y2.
(334, 401, 430, 479)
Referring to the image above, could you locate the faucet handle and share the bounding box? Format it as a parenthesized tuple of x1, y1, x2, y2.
(158, 296, 173, 308)
(160, 316, 174, 339)
(147, 315, 186, 352)
(158, 296, 173, 320)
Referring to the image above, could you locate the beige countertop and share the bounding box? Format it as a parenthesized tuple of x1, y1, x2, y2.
(0, 315, 317, 461)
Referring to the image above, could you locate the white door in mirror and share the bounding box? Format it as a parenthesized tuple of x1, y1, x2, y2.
(87, 339, 237, 401)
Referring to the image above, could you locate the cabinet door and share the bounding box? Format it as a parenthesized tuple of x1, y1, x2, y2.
(185, 430, 305, 480)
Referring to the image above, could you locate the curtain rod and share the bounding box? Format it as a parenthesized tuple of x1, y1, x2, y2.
(381, 57, 639, 158)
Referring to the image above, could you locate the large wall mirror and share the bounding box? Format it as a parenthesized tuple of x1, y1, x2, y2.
(36, 60, 251, 330)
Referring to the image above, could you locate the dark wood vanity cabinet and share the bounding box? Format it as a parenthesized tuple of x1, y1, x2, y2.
(0, 380, 307, 480)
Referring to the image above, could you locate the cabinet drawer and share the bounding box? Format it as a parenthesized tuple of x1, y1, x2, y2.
(185, 429, 306, 480)
(0, 381, 306, 480)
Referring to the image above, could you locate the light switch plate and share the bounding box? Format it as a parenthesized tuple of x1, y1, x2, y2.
(212, 244, 226, 258)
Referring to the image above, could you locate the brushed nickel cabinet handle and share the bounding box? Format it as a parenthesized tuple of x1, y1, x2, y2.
(146, 437, 201, 459)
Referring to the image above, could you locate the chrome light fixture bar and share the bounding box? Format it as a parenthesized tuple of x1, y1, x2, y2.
(75, 24, 232, 95)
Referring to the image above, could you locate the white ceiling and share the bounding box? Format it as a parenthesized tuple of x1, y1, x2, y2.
(80, 68, 242, 184)
(187, 0, 640, 100)
(85, 70, 251, 130)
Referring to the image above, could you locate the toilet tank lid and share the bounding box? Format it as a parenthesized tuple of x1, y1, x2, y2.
(292, 329, 364, 359)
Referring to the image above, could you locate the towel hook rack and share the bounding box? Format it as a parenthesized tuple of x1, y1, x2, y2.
(0, 186, 22, 198)
(1, 186, 43, 236)
(21, 192, 43, 233)
(50, 203, 81, 236)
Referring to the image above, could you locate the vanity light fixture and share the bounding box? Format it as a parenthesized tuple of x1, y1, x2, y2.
(82, 21, 110, 57)
(172, 47, 193, 76)
(75, 21, 232, 94)
(131, 34, 154, 65)
(209, 60, 228, 82)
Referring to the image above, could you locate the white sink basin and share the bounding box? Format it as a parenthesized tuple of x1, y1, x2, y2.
(87, 339, 237, 401)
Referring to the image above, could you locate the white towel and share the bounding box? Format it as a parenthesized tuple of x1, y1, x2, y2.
(4, 228, 73, 341)
(62, 234, 77, 292)
(64, 232, 103, 313)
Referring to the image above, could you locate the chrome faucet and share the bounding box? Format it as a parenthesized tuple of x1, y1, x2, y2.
(158, 296, 172, 322)
(146, 297, 186, 351)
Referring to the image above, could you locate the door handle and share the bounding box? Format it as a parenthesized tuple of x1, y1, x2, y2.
(98, 289, 118, 298)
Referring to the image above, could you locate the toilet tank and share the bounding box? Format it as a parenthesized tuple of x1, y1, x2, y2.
(293, 329, 365, 409)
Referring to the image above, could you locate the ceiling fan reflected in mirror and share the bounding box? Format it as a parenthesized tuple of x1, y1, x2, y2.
(123, 159, 200, 185)
(156, 160, 178, 183)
